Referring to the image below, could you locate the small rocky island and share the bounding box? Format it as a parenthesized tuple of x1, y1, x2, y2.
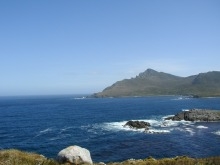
(124, 120, 151, 130)
(165, 109, 220, 122)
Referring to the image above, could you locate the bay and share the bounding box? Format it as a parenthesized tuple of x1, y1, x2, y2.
(0, 95, 220, 162)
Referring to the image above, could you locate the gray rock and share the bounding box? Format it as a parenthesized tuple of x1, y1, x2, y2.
(57, 145, 93, 165)
(165, 109, 220, 122)
(124, 120, 151, 129)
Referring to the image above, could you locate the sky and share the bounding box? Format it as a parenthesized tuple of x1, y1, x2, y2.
(0, 0, 220, 96)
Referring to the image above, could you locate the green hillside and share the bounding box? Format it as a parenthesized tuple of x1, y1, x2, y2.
(93, 69, 220, 97)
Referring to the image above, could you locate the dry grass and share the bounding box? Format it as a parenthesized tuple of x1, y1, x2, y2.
(107, 156, 220, 165)
(0, 149, 58, 165)
(1, 149, 220, 165)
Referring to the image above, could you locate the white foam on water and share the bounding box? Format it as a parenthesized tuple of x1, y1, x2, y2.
(94, 121, 141, 133)
(35, 128, 54, 137)
(196, 125, 208, 129)
(103, 121, 172, 134)
(40, 128, 52, 133)
(80, 124, 103, 135)
(60, 126, 74, 133)
(162, 115, 174, 119)
(182, 109, 190, 111)
(92, 115, 196, 135)
(103, 121, 132, 132)
(161, 119, 194, 128)
(74, 97, 86, 100)
(185, 128, 195, 135)
(162, 114, 194, 126)
(171, 97, 183, 101)
(213, 130, 220, 136)
(171, 96, 191, 101)
(49, 134, 71, 141)
(137, 119, 161, 127)
(101, 119, 174, 133)
(145, 129, 171, 134)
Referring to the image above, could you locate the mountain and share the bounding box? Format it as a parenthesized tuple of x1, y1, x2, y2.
(92, 69, 220, 97)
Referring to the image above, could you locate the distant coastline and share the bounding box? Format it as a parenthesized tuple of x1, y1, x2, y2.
(93, 69, 220, 98)
(90, 94, 204, 99)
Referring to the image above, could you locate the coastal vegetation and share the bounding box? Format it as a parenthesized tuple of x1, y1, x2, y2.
(93, 69, 220, 98)
(1, 149, 220, 165)
(0, 149, 58, 165)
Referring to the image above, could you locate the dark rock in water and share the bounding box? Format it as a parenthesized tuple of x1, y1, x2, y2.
(165, 109, 220, 122)
(124, 120, 151, 129)
(192, 95, 200, 98)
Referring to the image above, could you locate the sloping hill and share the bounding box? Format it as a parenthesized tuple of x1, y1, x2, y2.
(93, 69, 220, 97)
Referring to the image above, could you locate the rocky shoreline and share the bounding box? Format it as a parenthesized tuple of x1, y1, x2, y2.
(165, 109, 220, 122)
(1, 149, 220, 165)
(122, 109, 220, 134)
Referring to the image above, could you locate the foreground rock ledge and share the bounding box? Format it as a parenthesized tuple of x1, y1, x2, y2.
(165, 109, 220, 121)
(1, 149, 220, 165)
(57, 145, 93, 165)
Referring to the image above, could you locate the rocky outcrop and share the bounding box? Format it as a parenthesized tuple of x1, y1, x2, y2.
(57, 145, 93, 165)
(124, 120, 151, 129)
(165, 109, 220, 122)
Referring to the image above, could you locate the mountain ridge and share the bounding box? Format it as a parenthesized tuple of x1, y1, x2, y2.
(93, 69, 220, 97)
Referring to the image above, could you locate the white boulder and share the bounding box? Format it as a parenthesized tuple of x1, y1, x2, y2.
(57, 145, 93, 164)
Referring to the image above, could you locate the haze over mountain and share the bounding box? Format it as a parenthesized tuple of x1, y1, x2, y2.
(93, 69, 220, 97)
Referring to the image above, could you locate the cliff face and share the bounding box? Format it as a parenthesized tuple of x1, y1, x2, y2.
(93, 69, 220, 97)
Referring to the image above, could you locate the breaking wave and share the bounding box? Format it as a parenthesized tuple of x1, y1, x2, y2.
(196, 125, 208, 129)
(171, 96, 191, 101)
(88, 115, 199, 135)
(213, 130, 220, 136)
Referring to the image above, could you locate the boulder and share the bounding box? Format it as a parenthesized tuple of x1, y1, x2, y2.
(57, 145, 93, 165)
(124, 120, 151, 129)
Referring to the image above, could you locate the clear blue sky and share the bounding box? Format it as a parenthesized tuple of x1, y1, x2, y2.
(0, 0, 220, 96)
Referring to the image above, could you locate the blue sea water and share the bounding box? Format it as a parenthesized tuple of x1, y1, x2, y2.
(0, 95, 220, 162)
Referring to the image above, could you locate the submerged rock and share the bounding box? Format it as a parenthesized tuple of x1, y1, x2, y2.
(124, 120, 151, 129)
(57, 145, 93, 165)
(165, 109, 220, 122)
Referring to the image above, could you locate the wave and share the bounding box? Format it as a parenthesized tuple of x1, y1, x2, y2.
(49, 134, 71, 141)
(172, 97, 184, 101)
(184, 128, 195, 135)
(182, 109, 190, 111)
(196, 125, 208, 129)
(102, 119, 165, 132)
(40, 128, 52, 133)
(35, 126, 74, 139)
(34, 128, 54, 137)
(73, 97, 86, 100)
(93, 116, 196, 135)
(171, 97, 190, 101)
(60, 126, 74, 133)
(81, 114, 216, 137)
(145, 129, 171, 134)
(213, 130, 220, 136)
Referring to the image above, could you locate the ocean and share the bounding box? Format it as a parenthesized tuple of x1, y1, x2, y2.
(0, 95, 220, 163)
